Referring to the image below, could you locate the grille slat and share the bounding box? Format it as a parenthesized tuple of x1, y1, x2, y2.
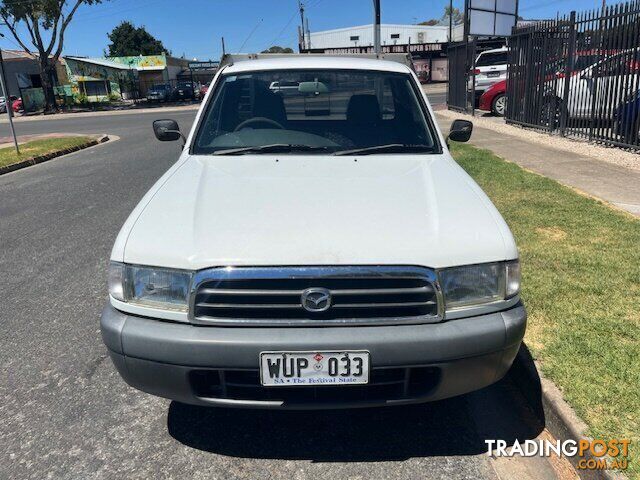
(332, 301, 436, 309)
(191, 266, 441, 325)
(196, 302, 302, 309)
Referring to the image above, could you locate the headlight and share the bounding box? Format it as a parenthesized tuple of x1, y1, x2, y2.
(108, 262, 192, 312)
(439, 260, 520, 311)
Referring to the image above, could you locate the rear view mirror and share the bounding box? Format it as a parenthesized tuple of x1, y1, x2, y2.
(448, 119, 473, 144)
(153, 119, 183, 142)
(298, 81, 329, 94)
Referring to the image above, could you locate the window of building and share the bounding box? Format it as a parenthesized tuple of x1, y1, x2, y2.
(391, 34, 400, 39)
(79, 80, 111, 97)
(350, 36, 359, 41)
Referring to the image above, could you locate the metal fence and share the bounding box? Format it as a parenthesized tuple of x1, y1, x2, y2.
(447, 41, 476, 113)
(506, 0, 640, 149)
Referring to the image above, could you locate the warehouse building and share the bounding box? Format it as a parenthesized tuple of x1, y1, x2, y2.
(302, 24, 465, 82)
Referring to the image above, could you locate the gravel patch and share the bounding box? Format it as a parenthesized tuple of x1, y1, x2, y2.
(437, 109, 640, 173)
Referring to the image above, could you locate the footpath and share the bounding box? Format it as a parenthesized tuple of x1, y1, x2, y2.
(436, 110, 640, 218)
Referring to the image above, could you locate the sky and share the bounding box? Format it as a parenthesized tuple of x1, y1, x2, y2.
(0, 0, 611, 60)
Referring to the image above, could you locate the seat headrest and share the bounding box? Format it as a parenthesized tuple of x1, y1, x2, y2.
(347, 94, 381, 125)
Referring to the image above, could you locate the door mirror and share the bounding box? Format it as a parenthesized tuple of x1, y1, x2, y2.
(153, 119, 183, 142)
(448, 119, 473, 143)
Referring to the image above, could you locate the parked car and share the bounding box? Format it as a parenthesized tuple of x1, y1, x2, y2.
(12, 97, 22, 113)
(102, 56, 525, 410)
(0, 95, 18, 113)
(172, 81, 195, 101)
(198, 82, 210, 100)
(479, 80, 507, 117)
(471, 47, 509, 103)
(543, 49, 640, 125)
(614, 89, 640, 144)
(146, 84, 172, 102)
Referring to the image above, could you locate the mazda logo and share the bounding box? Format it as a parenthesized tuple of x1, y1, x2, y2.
(301, 288, 332, 312)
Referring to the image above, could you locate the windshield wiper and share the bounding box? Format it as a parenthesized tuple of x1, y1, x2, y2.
(213, 144, 330, 155)
(333, 144, 435, 156)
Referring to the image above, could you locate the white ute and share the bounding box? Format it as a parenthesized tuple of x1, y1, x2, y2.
(101, 55, 526, 409)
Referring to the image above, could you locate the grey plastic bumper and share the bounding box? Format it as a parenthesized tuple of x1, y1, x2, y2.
(101, 302, 526, 409)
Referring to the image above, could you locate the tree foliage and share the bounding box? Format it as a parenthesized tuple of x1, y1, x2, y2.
(261, 45, 294, 54)
(0, 0, 106, 110)
(106, 21, 168, 57)
(419, 6, 464, 27)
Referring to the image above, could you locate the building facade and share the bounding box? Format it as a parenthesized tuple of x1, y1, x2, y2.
(302, 24, 465, 82)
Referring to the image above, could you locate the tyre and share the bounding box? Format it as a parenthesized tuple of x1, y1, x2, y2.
(491, 94, 506, 117)
(540, 97, 562, 129)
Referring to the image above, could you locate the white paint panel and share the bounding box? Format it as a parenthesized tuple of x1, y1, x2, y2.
(495, 13, 516, 36)
(469, 10, 496, 36)
(496, 0, 517, 14)
(471, 0, 495, 10)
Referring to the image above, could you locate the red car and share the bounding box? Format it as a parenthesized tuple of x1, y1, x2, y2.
(199, 83, 209, 100)
(479, 80, 506, 117)
(12, 97, 23, 113)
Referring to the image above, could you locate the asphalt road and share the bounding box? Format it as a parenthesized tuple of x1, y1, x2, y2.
(0, 106, 564, 480)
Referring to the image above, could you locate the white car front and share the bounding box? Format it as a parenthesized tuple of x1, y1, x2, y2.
(101, 56, 526, 409)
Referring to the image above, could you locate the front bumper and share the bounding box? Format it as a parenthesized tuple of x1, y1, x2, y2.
(101, 303, 526, 409)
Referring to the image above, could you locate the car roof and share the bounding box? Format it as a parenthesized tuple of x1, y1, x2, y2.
(479, 47, 509, 55)
(223, 56, 412, 75)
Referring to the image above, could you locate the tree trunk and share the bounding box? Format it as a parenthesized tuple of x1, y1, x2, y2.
(39, 58, 57, 113)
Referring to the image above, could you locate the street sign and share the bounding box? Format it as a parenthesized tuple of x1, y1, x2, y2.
(468, 0, 518, 37)
(188, 61, 219, 70)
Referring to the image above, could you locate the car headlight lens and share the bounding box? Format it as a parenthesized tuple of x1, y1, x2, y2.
(439, 260, 520, 310)
(108, 262, 192, 312)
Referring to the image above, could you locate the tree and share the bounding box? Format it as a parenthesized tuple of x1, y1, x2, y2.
(106, 21, 168, 57)
(418, 6, 464, 27)
(261, 45, 294, 54)
(443, 6, 464, 26)
(0, 0, 106, 112)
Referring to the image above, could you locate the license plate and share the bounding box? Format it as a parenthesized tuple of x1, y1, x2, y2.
(260, 351, 370, 387)
(487, 72, 501, 77)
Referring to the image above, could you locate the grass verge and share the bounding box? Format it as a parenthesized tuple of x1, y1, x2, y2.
(451, 143, 639, 478)
(0, 136, 94, 168)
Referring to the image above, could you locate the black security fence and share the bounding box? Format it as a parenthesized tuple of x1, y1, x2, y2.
(447, 41, 476, 113)
(506, 1, 640, 149)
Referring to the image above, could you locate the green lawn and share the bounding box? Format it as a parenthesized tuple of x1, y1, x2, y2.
(0, 136, 94, 168)
(451, 143, 639, 477)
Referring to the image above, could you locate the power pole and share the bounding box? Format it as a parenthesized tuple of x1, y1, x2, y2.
(449, 0, 453, 42)
(298, 1, 306, 50)
(373, 0, 381, 55)
(0, 43, 19, 154)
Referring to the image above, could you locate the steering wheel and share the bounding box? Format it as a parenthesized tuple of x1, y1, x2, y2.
(234, 117, 285, 131)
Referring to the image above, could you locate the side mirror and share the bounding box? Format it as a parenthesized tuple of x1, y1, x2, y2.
(153, 119, 184, 144)
(448, 119, 473, 144)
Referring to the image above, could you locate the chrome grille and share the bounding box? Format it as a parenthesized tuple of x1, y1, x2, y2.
(189, 266, 442, 326)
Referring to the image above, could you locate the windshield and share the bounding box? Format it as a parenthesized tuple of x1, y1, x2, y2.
(477, 52, 508, 67)
(193, 69, 438, 155)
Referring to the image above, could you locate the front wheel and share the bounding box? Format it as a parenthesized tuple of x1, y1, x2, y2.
(492, 94, 506, 117)
(540, 97, 563, 129)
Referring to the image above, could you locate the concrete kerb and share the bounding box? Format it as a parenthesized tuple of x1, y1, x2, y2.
(509, 347, 628, 480)
(0, 134, 113, 176)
